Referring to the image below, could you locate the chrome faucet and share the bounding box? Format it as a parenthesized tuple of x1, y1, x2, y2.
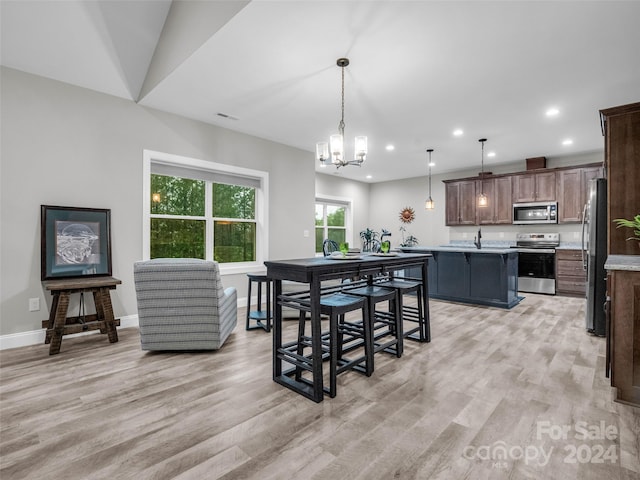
(473, 228, 482, 249)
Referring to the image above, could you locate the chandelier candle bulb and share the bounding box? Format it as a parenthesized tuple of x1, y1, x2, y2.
(316, 142, 329, 166)
(354, 136, 368, 161)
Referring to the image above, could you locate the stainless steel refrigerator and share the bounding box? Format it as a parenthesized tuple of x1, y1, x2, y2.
(581, 177, 607, 336)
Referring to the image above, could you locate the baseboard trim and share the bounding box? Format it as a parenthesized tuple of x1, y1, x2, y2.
(0, 314, 140, 351)
(1, 298, 253, 351)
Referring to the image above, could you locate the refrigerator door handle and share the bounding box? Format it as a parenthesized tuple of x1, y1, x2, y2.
(580, 203, 588, 270)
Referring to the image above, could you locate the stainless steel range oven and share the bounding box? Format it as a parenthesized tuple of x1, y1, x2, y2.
(511, 233, 560, 295)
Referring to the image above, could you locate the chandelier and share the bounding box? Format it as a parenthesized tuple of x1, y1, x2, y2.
(316, 58, 367, 168)
(425, 149, 435, 210)
(477, 138, 488, 207)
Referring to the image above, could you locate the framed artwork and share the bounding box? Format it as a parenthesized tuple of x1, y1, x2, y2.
(41, 205, 112, 280)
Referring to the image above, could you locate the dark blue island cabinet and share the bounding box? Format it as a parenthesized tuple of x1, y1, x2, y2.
(401, 247, 520, 309)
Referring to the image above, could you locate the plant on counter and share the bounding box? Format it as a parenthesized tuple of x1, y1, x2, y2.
(399, 226, 419, 247)
(359, 228, 392, 252)
(613, 214, 640, 244)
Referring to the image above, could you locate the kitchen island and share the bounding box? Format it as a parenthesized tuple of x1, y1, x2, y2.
(400, 246, 520, 309)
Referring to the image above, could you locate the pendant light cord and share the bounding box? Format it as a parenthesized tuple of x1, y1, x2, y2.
(339, 64, 345, 136)
(479, 138, 486, 195)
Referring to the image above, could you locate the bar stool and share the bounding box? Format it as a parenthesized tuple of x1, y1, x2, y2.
(343, 283, 402, 371)
(278, 291, 370, 398)
(376, 277, 427, 342)
(246, 274, 272, 332)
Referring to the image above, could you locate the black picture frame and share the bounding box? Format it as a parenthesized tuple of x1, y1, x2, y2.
(41, 205, 112, 281)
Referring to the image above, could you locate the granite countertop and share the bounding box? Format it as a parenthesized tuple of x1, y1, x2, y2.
(400, 246, 516, 254)
(604, 255, 640, 272)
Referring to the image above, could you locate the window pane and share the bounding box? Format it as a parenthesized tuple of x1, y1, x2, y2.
(150, 218, 205, 259)
(328, 228, 346, 244)
(151, 174, 205, 216)
(326, 206, 345, 227)
(315, 204, 324, 226)
(213, 183, 255, 219)
(315, 228, 324, 253)
(214, 221, 256, 263)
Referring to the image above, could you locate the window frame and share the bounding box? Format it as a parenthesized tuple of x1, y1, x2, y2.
(314, 195, 353, 256)
(143, 150, 268, 275)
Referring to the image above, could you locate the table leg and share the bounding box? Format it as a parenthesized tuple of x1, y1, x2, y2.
(309, 276, 324, 402)
(49, 292, 70, 355)
(44, 293, 60, 345)
(93, 290, 106, 333)
(273, 279, 283, 380)
(97, 287, 118, 343)
(421, 260, 431, 342)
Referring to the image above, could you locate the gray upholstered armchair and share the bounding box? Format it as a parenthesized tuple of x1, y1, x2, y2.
(133, 258, 237, 351)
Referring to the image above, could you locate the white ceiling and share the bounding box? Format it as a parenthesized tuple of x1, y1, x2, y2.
(2, 0, 639, 183)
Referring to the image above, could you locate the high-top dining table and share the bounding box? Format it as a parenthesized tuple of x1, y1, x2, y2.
(265, 252, 431, 402)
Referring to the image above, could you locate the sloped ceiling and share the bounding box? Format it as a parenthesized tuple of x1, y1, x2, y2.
(2, 0, 639, 183)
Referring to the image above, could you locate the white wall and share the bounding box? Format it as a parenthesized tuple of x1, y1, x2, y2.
(0, 67, 315, 337)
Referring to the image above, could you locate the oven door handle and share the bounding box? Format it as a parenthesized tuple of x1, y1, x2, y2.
(580, 203, 588, 271)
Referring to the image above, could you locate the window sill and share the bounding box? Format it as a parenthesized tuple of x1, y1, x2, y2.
(219, 262, 265, 276)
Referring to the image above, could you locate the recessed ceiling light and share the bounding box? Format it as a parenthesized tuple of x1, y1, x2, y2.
(385, 144, 395, 151)
(453, 129, 464, 136)
(546, 107, 560, 117)
(366, 175, 372, 179)
(428, 162, 435, 167)
(562, 139, 573, 146)
(487, 151, 496, 157)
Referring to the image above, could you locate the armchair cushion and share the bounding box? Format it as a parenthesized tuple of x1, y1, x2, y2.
(133, 258, 237, 350)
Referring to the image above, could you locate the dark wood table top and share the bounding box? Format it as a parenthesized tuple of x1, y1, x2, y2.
(43, 276, 122, 291)
(265, 252, 431, 282)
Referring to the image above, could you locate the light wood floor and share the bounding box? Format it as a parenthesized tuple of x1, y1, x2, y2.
(1, 294, 639, 480)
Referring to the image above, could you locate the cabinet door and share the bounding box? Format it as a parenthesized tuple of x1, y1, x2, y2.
(535, 171, 556, 201)
(478, 176, 512, 224)
(557, 169, 583, 223)
(494, 176, 513, 224)
(604, 105, 640, 255)
(445, 180, 476, 225)
(458, 180, 477, 225)
(445, 182, 461, 225)
(512, 174, 536, 203)
(476, 178, 495, 225)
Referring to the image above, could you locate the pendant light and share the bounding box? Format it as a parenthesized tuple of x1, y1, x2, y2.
(316, 58, 367, 168)
(477, 138, 488, 208)
(425, 149, 435, 210)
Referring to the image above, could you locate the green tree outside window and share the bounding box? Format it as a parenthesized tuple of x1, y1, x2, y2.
(150, 174, 256, 263)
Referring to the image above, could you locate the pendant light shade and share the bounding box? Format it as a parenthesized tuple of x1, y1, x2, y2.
(316, 58, 367, 168)
(425, 149, 435, 210)
(477, 138, 488, 208)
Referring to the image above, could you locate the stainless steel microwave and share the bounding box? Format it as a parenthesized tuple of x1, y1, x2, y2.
(513, 202, 558, 224)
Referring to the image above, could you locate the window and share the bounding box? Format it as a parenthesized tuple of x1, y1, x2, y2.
(314, 197, 351, 254)
(143, 150, 268, 274)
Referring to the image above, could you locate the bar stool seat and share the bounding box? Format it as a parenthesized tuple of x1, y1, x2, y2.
(246, 274, 272, 332)
(343, 284, 403, 372)
(278, 291, 370, 398)
(376, 277, 427, 342)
